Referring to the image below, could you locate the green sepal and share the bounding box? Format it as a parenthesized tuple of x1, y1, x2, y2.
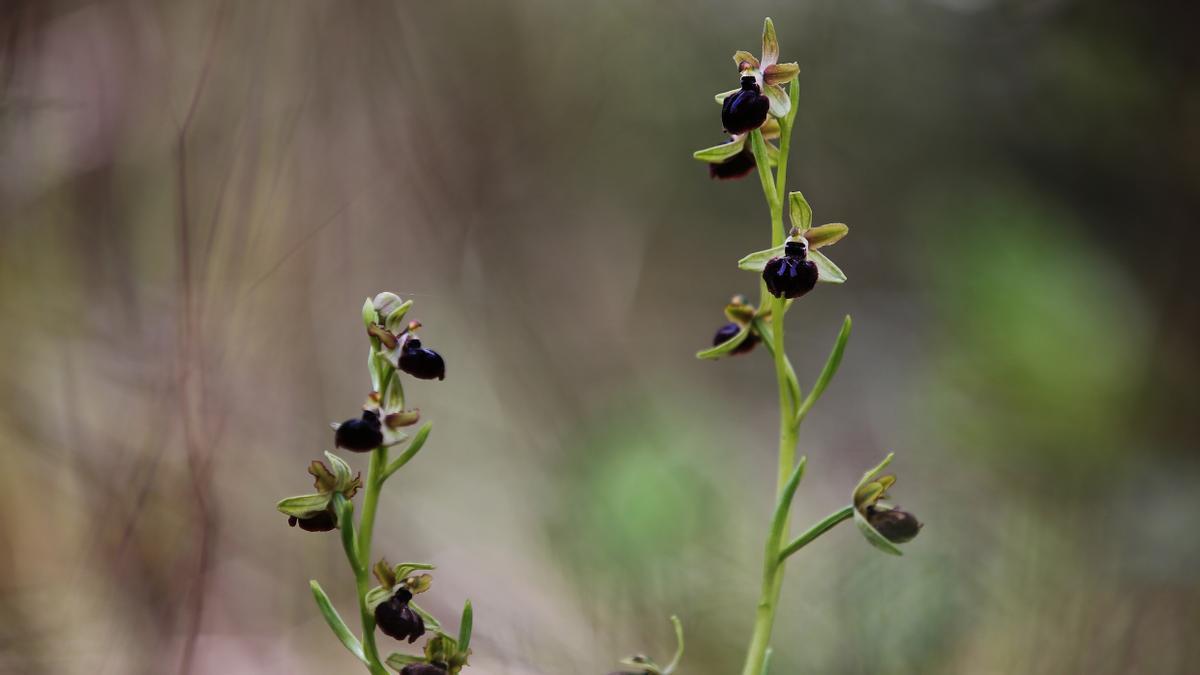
(365, 585, 392, 612)
(310, 580, 368, 665)
(696, 321, 752, 360)
(810, 249, 847, 284)
(765, 83, 790, 118)
(276, 492, 333, 518)
(693, 138, 746, 163)
(372, 292, 405, 319)
(374, 557, 397, 588)
(853, 453, 895, 500)
(761, 17, 779, 66)
(737, 244, 784, 272)
(384, 300, 415, 334)
(325, 451, 353, 488)
(763, 62, 799, 86)
(385, 653, 426, 669)
(804, 223, 848, 249)
(788, 191, 813, 232)
(362, 297, 378, 330)
(733, 49, 760, 70)
(714, 88, 738, 104)
(854, 508, 904, 556)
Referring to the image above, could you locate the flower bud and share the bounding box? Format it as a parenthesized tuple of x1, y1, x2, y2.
(335, 410, 384, 452)
(287, 508, 337, 532)
(762, 240, 818, 299)
(721, 75, 770, 135)
(399, 337, 446, 381)
(866, 506, 922, 544)
(713, 322, 759, 355)
(375, 588, 426, 643)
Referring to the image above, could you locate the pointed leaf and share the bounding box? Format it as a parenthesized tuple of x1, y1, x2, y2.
(788, 191, 813, 232)
(804, 223, 848, 249)
(761, 17, 779, 67)
(810, 249, 847, 283)
(310, 580, 368, 664)
(737, 243, 785, 272)
(362, 298, 378, 330)
(765, 83, 790, 118)
(663, 615, 685, 674)
(733, 50, 759, 71)
(696, 321, 752, 360)
(693, 137, 747, 163)
(763, 62, 799, 86)
(276, 493, 333, 518)
(854, 509, 904, 556)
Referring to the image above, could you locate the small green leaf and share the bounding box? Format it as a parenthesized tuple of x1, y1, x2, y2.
(457, 600, 473, 654)
(804, 223, 848, 249)
(310, 580, 368, 664)
(788, 191, 813, 232)
(764, 83, 790, 118)
(761, 17, 779, 67)
(796, 315, 851, 423)
(763, 62, 799, 86)
(695, 322, 752, 360)
(385, 653, 426, 669)
(276, 493, 333, 518)
(737, 244, 785, 272)
(810, 249, 846, 284)
(693, 138, 747, 164)
(733, 50, 759, 70)
(854, 508, 904, 556)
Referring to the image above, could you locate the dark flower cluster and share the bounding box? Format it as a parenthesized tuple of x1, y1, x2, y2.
(762, 240, 818, 299)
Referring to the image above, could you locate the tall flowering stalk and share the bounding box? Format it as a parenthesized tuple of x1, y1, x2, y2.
(638, 18, 922, 675)
(276, 292, 472, 675)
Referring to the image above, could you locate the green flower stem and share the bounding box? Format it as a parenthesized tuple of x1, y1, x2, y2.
(777, 505, 854, 562)
(741, 80, 807, 675)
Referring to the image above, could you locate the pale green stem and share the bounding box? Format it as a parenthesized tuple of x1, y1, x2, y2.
(741, 80, 806, 675)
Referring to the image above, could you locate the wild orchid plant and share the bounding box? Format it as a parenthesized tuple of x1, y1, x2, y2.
(615, 18, 923, 675)
(276, 292, 472, 675)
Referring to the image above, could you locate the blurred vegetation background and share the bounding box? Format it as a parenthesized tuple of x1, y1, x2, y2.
(1, 1, 1198, 673)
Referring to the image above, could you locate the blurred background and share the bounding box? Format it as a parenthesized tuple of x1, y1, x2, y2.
(2, 1, 1198, 673)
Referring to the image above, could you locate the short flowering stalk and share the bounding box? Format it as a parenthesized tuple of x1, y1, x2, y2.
(277, 292, 473, 674)
(686, 18, 923, 675)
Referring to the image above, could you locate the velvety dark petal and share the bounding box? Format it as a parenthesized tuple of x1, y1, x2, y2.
(712, 322, 759, 355)
(721, 76, 770, 135)
(709, 146, 756, 180)
(762, 254, 819, 299)
(335, 412, 384, 452)
(399, 340, 446, 381)
(287, 508, 337, 532)
(867, 507, 922, 544)
(375, 591, 427, 642)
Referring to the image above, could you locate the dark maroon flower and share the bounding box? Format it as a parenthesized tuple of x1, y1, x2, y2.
(335, 410, 384, 452)
(867, 507, 922, 544)
(709, 145, 756, 180)
(721, 75, 770, 135)
(713, 322, 759, 355)
(287, 508, 337, 532)
(762, 240, 818, 299)
(399, 337, 446, 381)
(375, 588, 426, 643)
